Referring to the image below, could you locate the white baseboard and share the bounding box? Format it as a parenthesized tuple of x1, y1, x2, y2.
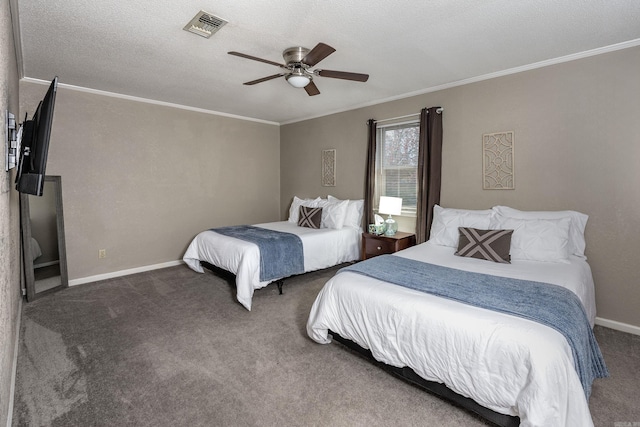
(595, 317, 640, 336)
(68, 260, 184, 286)
(7, 297, 22, 427)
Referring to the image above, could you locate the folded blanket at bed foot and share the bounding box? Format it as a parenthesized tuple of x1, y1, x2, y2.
(212, 225, 304, 282)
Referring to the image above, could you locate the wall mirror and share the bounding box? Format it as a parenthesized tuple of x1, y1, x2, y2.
(20, 175, 69, 301)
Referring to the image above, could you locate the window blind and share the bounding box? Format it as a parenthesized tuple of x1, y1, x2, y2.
(375, 122, 419, 213)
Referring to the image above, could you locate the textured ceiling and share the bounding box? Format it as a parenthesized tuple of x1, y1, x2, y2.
(15, 0, 640, 124)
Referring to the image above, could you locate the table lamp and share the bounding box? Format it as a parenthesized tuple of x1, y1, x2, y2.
(378, 196, 402, 236)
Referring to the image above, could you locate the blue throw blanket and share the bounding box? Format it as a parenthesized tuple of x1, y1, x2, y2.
(340, 255, 609, 397)
(212, 225, 304, 282)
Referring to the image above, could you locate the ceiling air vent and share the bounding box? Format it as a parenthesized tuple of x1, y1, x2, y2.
(183, 10, 228, 38)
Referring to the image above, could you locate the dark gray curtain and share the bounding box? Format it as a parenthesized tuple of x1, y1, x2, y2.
(415, 107, 443, 244)
(364, 119, 377, 226)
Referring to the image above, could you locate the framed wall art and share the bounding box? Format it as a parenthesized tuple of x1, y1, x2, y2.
(483, 131, 514, 190)
(322, 149, 336, 187)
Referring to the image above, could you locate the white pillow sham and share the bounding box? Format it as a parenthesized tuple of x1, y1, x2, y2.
(429, 205, 494, 248)
(491, 216, 571, 263)
(288, 196, 321, 224)
(492, 206, 588, 258)
(317, 199, 350, 229)
(328, 195, 364, 229)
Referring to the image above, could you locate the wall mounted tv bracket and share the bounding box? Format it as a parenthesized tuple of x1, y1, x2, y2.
(5, 111, 22, 171)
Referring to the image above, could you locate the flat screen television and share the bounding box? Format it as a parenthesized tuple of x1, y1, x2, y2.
(15, 76, 58, 196)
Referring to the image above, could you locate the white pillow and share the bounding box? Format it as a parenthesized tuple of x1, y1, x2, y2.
(492, 206, 588, 258)
(328, 195, 364, 229)
(288, 196, 321, 224)
(429, 205, 494, 248)
(491, 216, 571, 263)
(316, 199, 349, 229)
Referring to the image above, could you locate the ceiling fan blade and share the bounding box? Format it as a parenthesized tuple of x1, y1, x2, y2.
(228, 51, 285, 68)
(243, 73, 285, 85)
(304, 81, 320, 96)
(302, 43, 336, 67)
(317, 69, 369, 82)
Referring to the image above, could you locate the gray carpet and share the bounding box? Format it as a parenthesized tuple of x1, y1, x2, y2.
(12, 264, 640, 426)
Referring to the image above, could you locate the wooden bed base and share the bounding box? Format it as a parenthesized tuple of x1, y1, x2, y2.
(329, 330, 520, 427)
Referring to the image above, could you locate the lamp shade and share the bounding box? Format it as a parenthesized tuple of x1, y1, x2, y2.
(286, 74, 311, 88)
(379, 196, 402, 216)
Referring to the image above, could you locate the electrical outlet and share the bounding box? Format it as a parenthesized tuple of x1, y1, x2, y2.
(98, 249, 106, 259)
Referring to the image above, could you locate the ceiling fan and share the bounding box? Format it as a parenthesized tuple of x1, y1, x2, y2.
(228, 42, 369, 96)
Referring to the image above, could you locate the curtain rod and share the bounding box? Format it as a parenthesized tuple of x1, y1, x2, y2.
(372, 108, 443, 124)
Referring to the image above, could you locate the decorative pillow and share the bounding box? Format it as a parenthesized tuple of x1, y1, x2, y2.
(455, 227, 513, 263)
(491, 216, 571, 263)
(429, 205, 494, 248)
(288, 196, 321, 224)
(492, 206, 588, 258)
(298, 206, 322, 229)
(328, 195, 365, 229)
(316, 199, 349, 229)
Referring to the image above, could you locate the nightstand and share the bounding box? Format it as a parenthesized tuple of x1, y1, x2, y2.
(361, 231, 416, 260)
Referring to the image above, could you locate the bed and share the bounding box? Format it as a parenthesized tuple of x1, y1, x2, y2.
(183, 196, 363, 310)
(307, 205, 608, 427)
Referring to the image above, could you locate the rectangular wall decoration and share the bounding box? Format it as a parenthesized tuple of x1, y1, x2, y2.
(322, 149, 336, 187)
(483, 131, 514, 190)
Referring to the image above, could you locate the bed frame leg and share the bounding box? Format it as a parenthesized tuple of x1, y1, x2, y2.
(276, 280, 284, 295)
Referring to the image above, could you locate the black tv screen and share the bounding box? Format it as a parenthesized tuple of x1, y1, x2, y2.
(15, 76, 58, 196)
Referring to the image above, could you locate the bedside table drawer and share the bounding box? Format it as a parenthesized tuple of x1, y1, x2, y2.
(361, 232, 416, 260)
(364, 237, 395, 257)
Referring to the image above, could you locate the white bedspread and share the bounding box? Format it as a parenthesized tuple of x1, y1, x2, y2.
(307, 242, 598, 427)
(183, 221, 360, 310)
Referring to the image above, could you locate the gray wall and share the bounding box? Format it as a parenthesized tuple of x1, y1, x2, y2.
(0, 0, 21, 424)
(19, 83, 281, 281)
(281, 46, 640, 329)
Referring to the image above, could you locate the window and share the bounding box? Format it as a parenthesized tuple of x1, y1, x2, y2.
(375, 121, 420, 215)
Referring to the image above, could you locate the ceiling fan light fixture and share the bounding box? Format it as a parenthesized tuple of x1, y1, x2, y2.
(229, 42, 369, 95)
(286, 73, 311, 88)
